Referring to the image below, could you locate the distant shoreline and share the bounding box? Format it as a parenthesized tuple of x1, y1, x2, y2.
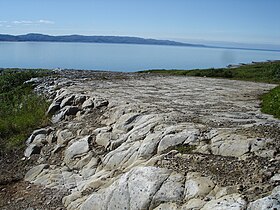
(0, 33, 279, 52)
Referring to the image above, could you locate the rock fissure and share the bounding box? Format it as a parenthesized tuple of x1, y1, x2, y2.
(147, 173, 171, 210)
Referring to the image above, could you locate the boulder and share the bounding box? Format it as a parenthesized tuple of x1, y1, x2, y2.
(157, 129, 199, 154)
(94, 98, 109, 108)
(80, 166, 171, 210)
(151, 172, 185, 207)
(210, 134, 252, 157)
(247, 187, 280, 210)
(52, 106, 80, 123)
(181, 198, 206, 210)
(64, 136, 90, 167)
(60, 95, 75, 108)
(47, 101, 61, 115)
(26, 127, 53, 145)
(154, 203, 180, 210)
(74, 95, 87, 106)
(201, 193, 246, 210)
(32, 134, 47, 145)
(138, 132, 162, 159)
(185, 172, 215, 201)
(102, 141, 141, 170)
(82, 97, 95, 109)
(24, 164, 49, 182)
(57, 129, 74, 145)
(24, 144, 42, 157)
(95, 132, 111, 148)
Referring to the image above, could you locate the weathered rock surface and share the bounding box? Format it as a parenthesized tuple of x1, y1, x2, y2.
(22, 70, 280, 209)
(247, 186, 280, 210)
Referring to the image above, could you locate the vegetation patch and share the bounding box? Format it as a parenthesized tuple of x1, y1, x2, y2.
(174, 144, 197, 154)
(261, 86, 280, 119)
(0, 69, 51, 151)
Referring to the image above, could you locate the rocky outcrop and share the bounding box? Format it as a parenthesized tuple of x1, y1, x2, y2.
(23, 70, 280, 209)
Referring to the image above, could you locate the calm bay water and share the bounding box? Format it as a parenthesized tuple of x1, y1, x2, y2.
(0, 42, 279, 72)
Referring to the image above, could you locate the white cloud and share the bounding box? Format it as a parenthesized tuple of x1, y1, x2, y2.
(11, 20, 55, 25)
(38, 20, 54, 24)
(0, 21, 7, 23)
(13, 20, 33, 24)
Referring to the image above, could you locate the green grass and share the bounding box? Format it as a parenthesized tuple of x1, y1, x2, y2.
(261, 86, 280, 119)
(140, 61, 280, 83)
(140, 61, 280, 118)
(0, 69, 51, 150)
(174, 144, 197, 154)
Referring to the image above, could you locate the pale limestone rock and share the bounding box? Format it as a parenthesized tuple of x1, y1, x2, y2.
(251, 138, 275, 157)
(102, 141, 141, 170)
(95, 132, 111, 148)
(80, 157, 99, 179)
(272, 185, 280, 194)
(112, 113, 140, 133)
(74, 152, 93, 170)
(138, 132, 162, 159)
(52, 106, 79, 123)
(60, 95, 75, 108)
(157, 128, 200, 154)
(24, 144, 42, 157)
(57, 129, 74, 145)
(247, 187, 280, 210)
(181, 198, 206, 210)
(154, 203, 180, 210)
(74, 95, 87, 106)
(94, 98, 108, 108)
(80, 190, 107, 210)
(62, 192, 83, 208)
(93, 126, 112, 135)
(26, 127, 53, 145)
(81, 170, 116, 192)
(201, 193, 246, 210)
(125, 115, 159, 144)
(24, 164, 49, 182)
(271, 174, 280, 182)
(185, 173, 215, 201)
(32, 134, 47, 145)
(46, 132, 56, 144)
(80, 166, 171, 210)
(151, 172, 185, 208)
(215, 186, 238, 199)
(64, 136, 90, 167)
(157, 133, 186, 154)
(210, 134, 252, 157)
(82, 97, 94, 109)
(47, 101, 60, 115)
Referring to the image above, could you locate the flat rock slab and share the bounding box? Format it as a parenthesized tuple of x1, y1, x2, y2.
(67, 74, 276, 128)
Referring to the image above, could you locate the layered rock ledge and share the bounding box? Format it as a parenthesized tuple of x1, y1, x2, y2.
(24, 70, 280, 209)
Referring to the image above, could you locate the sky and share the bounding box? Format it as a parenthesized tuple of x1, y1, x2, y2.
(0, 0, 280, 47)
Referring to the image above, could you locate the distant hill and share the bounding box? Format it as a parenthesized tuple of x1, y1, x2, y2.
(0, 33, 205, 47)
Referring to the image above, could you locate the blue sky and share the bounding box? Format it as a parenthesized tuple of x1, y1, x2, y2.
(0, 0, 280, 46)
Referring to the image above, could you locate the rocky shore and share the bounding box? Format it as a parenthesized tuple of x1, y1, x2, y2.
(2, 70, 280, 209)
